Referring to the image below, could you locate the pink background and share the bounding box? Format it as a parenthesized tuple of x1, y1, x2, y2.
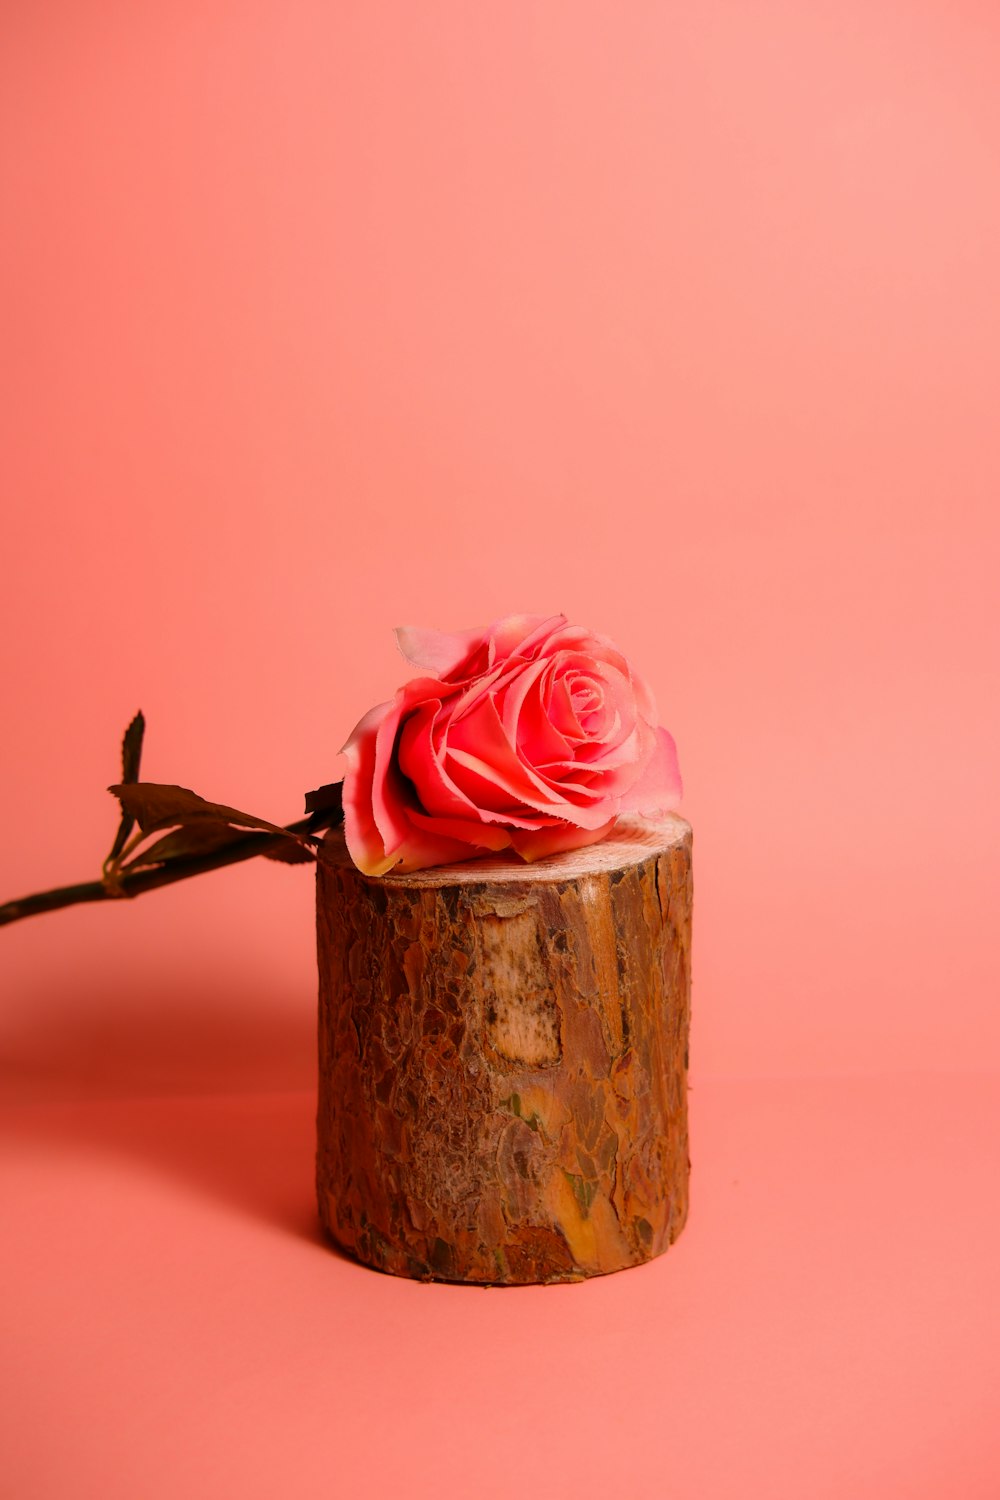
(2, 2, 998, 1496)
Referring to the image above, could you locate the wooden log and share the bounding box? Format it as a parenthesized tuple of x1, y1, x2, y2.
(316, 812, 692, 1284)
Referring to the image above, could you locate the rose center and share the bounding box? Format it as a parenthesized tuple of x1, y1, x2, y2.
(569, 676, 605, 736)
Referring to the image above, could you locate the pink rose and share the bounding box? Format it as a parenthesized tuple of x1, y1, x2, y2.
(340, 613, 682, 876)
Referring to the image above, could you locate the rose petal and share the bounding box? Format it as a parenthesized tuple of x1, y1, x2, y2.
(543, 624, 660, 723)
(404, 808, 513, 850)
(566, 722, 645, 774)
(508, 818, 618, 861)
(369, 676, 462, 855)
(397, 700, 474, 819)
(618, 725, 683, 813)
(572, 657, 634, 725)
(394, 624, 485, 679)
(488, 613, 566, 666)
(399, 697, 568, 829)
(387, 823, 493, 873)
(448, 661, 510, 723)
(340, 700, 401, 876)
(499, 657, 573, 765)
(546, 672, 588, 742)
(447, 749, 616, 829)
(446, 692, 563, 809)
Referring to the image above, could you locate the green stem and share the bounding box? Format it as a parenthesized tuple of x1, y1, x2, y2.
(0, 814, 338, 930)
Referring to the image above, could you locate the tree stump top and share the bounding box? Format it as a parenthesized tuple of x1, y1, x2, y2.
(321, 810, 691, 887)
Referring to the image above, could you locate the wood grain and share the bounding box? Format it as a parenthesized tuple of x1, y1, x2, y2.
(316, 813, 693, 1283)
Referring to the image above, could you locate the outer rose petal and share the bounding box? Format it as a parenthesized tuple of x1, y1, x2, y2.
(508, 818, 618, 862)
(487, 613, 566, 667)
(405, 808, 513, 851)
(394, 624, 487, 679)
(395, 614, 568, 683)
(618, 725, 683, 813)
(376, 819, 495, 873)
(340, 700, 399, 876)
(370, 678, 452, 855)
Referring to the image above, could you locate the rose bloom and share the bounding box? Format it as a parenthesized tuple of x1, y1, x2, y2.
(341, 613, 682, 876)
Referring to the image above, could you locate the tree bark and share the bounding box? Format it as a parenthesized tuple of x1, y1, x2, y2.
(316, 813, 692, 1284)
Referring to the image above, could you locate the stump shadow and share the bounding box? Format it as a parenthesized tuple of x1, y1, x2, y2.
(0, 974, 354, 1257)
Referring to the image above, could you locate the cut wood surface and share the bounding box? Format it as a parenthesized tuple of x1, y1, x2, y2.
(316, 813, 693, 1284)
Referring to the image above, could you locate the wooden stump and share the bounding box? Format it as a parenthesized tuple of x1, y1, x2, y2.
(316, 813, 693, 1284)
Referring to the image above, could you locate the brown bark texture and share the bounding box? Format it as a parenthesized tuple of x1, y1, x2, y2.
(316, 813, 692, 1284)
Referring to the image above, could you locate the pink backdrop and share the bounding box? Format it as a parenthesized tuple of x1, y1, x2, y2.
(2, 3, 998, 1496)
